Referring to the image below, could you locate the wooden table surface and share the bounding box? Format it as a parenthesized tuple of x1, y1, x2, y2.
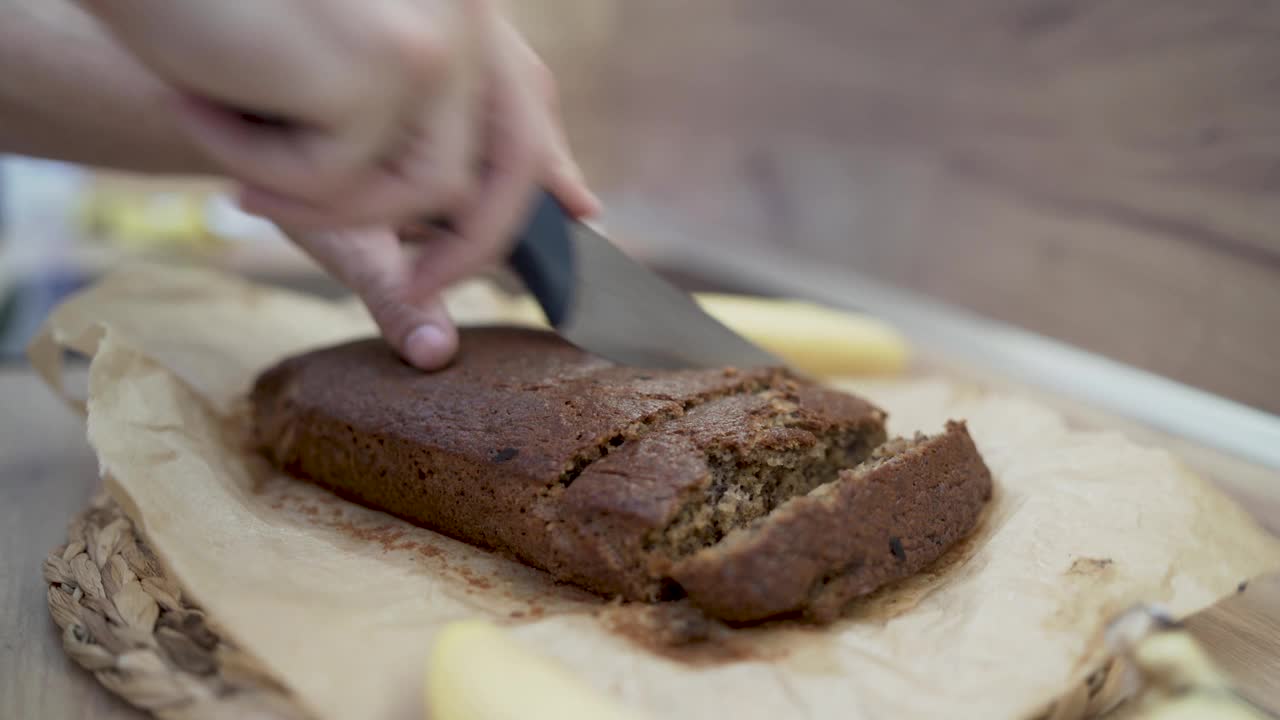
(0, 367, 139, 719)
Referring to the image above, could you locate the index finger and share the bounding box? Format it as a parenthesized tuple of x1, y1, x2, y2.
(285, 225, 460, 370)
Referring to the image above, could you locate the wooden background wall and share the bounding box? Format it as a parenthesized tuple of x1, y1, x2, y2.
(508, 0, 1280, 414)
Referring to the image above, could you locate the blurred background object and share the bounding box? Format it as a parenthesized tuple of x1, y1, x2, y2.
(515, 0, 1280, 414)
(0, 159, 326, 361)
(4, 0, 1280, 414)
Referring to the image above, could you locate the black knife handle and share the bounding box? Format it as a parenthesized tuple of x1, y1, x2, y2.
(507, 189, 575, 327)
(415, 188, 575, 326)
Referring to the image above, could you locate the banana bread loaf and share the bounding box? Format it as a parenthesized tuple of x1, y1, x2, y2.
(249, 326, 992, 623)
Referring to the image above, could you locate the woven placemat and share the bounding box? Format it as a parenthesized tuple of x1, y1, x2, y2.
(44, 494, 1144, 720)
(42, 493, 310, 720)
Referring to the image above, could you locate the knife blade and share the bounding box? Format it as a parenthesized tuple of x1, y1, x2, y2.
(423, 188, 784, 370)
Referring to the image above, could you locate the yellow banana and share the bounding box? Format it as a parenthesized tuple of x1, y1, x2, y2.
(426, 620, 648, 720)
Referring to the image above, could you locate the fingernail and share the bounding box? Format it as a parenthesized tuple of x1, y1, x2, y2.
(405, 324, 451, 369)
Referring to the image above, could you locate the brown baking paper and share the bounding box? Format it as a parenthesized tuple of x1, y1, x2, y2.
(31, 264, 1280, 720)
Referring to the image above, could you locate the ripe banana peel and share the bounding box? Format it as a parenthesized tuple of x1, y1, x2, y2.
(692, 293, 909, 376)
(1124, 629, 1266, 719)
(425, 620, 648, 720)
(1101, 604, 1267, 720)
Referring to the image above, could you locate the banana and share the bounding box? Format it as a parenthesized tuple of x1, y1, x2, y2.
(425, 620, 648, 720)
(1127, 630, 1266, 719)
(693, 293, 908, 376)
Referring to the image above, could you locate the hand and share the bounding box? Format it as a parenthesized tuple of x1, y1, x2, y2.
(82, 0, 598, 369)
(82, 0, 596, 228)
(283, 16, 594, 371)
(287, 226, 464, 371)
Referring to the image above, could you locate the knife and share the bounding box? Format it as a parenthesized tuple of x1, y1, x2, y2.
(423, 188, 783, 370)
(234, 107, 777, 369)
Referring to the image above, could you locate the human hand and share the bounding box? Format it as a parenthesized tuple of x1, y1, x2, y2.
(281, 14, 597, 371)
(82, 0, 598, 369)
(82, 0, 596, 226)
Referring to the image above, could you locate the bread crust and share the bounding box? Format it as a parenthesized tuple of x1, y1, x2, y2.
(250, 327, 992, 623)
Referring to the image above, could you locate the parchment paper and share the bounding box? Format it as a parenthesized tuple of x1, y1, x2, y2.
(32, 264, 1280, 720)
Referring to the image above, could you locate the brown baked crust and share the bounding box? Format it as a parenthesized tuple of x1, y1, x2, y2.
(669, 421, 993, 622)
(250, 328, 781, 569)
(250, 326, 992, 623)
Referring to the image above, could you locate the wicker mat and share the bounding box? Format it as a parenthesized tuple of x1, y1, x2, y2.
(43, 495, 1149, 720)
(42, 494, 310, 720)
